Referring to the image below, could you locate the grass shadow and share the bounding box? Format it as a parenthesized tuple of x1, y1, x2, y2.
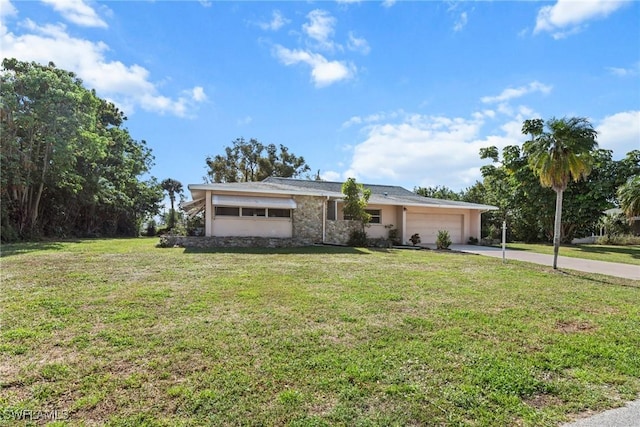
(574, 244, 640, 260)
(181, 245, 380, 255)
(0, 241, 72, 257)
(559, 269, 640, 289)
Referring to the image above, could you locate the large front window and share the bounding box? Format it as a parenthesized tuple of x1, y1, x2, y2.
(343, 209, 381, 223)
(214, 206, 290, 218)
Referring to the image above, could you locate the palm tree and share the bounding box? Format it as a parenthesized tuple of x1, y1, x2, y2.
(617, 175, 640, 218)
(161, 178, 183, 229)
(522, 117, 598, 269)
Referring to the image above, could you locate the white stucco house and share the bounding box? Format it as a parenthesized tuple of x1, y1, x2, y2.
(179, 177, 497, 247)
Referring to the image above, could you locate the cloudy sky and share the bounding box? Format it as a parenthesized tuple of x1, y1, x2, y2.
(2, 0, 639, 195)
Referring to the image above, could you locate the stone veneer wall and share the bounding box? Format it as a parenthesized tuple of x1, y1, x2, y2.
(291, 195, 324, 243)
(325, 220, 360, 245)
(159, 235, 308, 248)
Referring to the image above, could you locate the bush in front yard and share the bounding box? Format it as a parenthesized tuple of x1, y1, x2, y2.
(348, 230, 368, 247)
(596, 234, 640, 245)
(436, 230, 452, 250)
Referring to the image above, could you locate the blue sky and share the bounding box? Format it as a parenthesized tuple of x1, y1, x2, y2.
(2, 0, 639, 203)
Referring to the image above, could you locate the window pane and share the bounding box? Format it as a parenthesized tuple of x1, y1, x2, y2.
(215, 206, 240, 216)
(365, 209, 381, 224)
(268, 209, 291, 218)
(327, 200, 336, 221)
(242, 208, 266, 217)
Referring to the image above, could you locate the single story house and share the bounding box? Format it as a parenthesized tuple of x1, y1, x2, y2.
(180, 177, 497, 247)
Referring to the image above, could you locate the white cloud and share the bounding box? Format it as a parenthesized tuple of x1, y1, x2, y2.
(321, 170, 343, 182)
(340, 108, 639, 191)
(269, 8, 363, 88)
(303, 9, 338, 52)
(382, 0, 397, 8)
(534, 0, 627, 38)
(258, 10, 289, 31)
(481, 81, 552, 104)
(237, 116, 253, 126)
(347, 31, 370, 55)
(453, 11, 468, 32)
(190, 86, 207, 102)
(606, 62, 640, 77)
(596, 111, 640, 158)
(0, 0, 17, 19)
(1, 18, 206, 117)
(273, 45, 354, 87)
(41, 0, 107, 28)
(343, 111, 524, 190)
(341, 110, 403, 129)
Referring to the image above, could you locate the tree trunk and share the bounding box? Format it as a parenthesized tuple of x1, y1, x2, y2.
(553, 189, 563, 269)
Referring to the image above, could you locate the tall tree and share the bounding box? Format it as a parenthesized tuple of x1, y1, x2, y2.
(205, 138, 310, 183)
(617, 176, 640, 218)
(523, 117, 598, 269)
(1, 58, 162, 240)
(1, 58, 95, 234)
(161, 178, 183, 229)
(341, 178, 371, 233)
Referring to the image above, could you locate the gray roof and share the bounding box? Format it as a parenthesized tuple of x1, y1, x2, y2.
(263, 177, 416, 197)
(187, 177, 497, 211)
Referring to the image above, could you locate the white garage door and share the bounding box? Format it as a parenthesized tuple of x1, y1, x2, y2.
(406, 213, 463, 244)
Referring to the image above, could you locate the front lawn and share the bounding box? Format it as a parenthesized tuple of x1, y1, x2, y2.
(504, 243, 640, 265)
(1, 239, 639, 426)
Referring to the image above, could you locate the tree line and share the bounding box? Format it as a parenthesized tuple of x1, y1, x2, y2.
(417, 118, 639, 248)
(1, 59, 164, 241)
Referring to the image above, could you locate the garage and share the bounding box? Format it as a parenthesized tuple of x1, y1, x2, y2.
(406, 213, 464, 244)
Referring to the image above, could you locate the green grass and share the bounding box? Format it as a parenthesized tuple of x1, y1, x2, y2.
(1, 238, 639, 426)
(504, 243, 640, 265)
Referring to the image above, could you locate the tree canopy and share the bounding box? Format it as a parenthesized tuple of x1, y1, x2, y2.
(414, 185, 462, 201)
(205, 138, 311, 183)
(475, 118, 638, 246)
(618, 176, 640, 218)
(1, 58, 163, 240)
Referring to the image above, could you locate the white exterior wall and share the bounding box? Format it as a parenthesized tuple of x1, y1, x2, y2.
(469, 211, 482, 241)
(365, 204, 399, 239)
(212, 217, 292, 237)
(206, 190, 294, 238)
(205, 190, 213, 237)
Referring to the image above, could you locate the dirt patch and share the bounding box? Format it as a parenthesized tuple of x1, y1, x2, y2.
(525, 393, 563, 409)
(555, 320, 596, 333)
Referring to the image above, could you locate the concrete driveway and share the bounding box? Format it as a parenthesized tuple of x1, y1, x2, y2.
(451, 245, 639, 281)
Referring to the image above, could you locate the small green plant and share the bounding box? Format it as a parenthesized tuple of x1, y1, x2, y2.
(409, 233, 421, 246)
(467, 236, 478, 245)
(436, 230, 452, 250)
